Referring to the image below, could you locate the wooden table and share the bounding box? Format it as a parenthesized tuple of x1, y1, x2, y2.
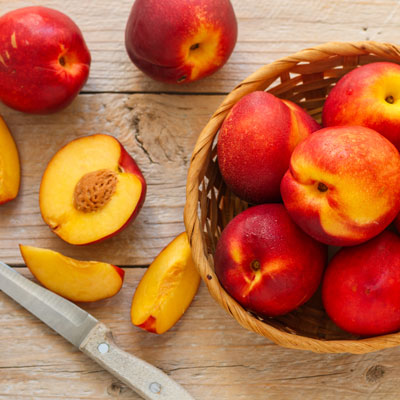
(1, 0, 400, 399)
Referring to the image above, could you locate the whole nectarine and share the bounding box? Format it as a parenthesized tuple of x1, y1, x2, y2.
(281, 125, 400, 246)
(125, 0, 237, 84)
(322, 231, 400, 336)
(322, 62, 400, 150)
(217, 91, 319, 204)
(0, 6, 90, 114)
(214, 204, 327, 317)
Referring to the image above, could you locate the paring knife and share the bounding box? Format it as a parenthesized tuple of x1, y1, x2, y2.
(0, 261, 195, 400)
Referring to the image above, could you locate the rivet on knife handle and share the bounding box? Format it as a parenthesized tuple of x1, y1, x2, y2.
(80, 323, 195, 400)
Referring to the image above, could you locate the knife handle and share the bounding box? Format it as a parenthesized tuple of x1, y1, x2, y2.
(80, 323, 195, 400)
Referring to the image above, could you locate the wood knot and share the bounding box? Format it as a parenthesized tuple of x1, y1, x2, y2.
(107, 381, 128, 396)
(366, 365, 386, 383)
(74, 169, 118, 213)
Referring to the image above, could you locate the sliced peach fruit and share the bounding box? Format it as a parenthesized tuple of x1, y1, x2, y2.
(19, 244, 124, 302)
(131, 232, 200, 334)
(0, 116, 20, 203)
(39, 134, 146, 245)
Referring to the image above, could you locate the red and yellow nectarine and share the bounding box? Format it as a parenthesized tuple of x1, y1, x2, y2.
(281, 125, 400, 246)
(214, 204, 327, 317)
(323, 62, 400, 150)
(40, 134, 146, 245)
(217, 91, 319, 204)
(0, 6, 91, 114)
(125, 0, 237, 84)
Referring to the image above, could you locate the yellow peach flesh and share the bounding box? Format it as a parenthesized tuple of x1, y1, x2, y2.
(0, 116, 20, 203)
(19, 245, 123, 302)
(40, 135, 142, 245)
(131, 232, 200, 334)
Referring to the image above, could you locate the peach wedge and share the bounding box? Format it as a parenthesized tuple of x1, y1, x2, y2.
(131, 232, 200, 334)
(19, 245, 124, 302)
(39, 134, 146, 245)
(0, 116, 20, 203)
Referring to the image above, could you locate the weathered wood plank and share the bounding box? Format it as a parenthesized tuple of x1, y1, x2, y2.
(0, 268, 399, 400)
(0, 94, 223, 265)
(1, 0, 399, 94)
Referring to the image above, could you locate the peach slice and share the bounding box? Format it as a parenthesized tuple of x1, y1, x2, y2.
(19, 245, 124, 302)
(39, 134, 146, 245)
(131, 232, 200, 334)
(0, 116, 20, 203)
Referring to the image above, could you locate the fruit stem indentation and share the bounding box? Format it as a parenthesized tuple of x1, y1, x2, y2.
(386, 95, 395, 104)
(251, 260, 261, 272)
(317, 182, 328, 192)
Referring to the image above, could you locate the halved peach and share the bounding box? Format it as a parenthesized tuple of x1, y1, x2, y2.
(19, 245, 124, 302)
(39, 134, 146, 245)
(0, 116, 20, 203)
(131, 232, 201, 334)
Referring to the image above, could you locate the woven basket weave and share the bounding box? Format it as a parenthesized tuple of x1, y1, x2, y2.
(184, 41, 400, 354)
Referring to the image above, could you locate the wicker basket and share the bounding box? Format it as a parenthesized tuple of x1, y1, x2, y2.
(184, 41, 400, 354)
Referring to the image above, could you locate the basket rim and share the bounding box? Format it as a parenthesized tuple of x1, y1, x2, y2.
(184, 40, 400, 354)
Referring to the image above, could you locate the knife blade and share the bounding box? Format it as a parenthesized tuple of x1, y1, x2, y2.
(0, 261, 195, 400)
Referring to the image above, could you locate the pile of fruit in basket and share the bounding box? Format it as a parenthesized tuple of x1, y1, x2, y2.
(215, 61, 400, 337)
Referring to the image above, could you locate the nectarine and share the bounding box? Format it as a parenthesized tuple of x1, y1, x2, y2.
(217, 91, 320, 204)
(20, 244, 124, 302)
(0, 116, 20, 203)
(323, 62, 400, 150)
(214, 204, 327, 317)
(125, 0, 237, 84)
(40, 134, 146, 245)
(322, 231, 400, 336)
(131, 232, 200, 334)
(281, 126, 400, 246)
(0, 6, 91, 114)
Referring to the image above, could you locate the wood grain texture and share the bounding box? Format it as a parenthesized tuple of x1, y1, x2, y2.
(2, 1, 400, 399)
(1, 0, 399, 94)
(0, 268, 399, 400)
(0, 94, 223, 265)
